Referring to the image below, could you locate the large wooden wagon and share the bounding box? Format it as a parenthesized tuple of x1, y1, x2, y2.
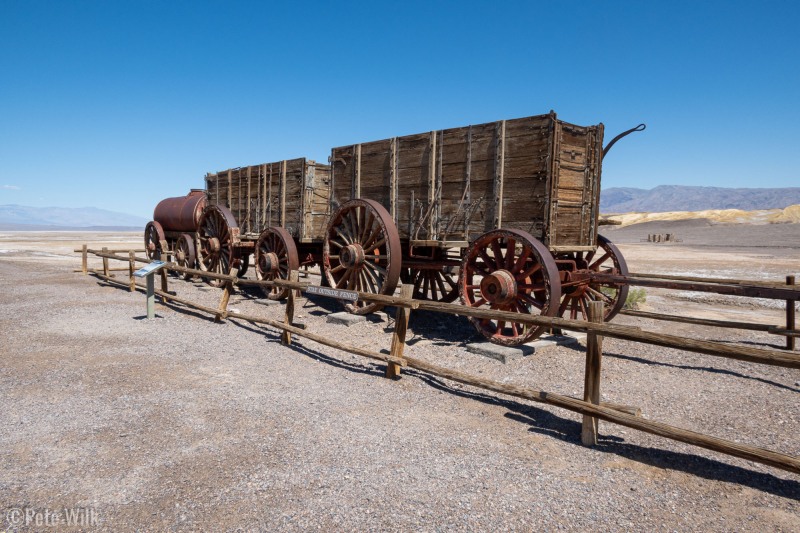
(323, 111, 641, 345)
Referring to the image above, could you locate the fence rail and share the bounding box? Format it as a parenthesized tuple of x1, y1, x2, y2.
(76, 246, 800, 475)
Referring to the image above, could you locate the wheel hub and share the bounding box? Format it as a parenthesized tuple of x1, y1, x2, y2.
(176, 249, 186, 262)
(340, 244, 365, 268)
(209, 237, 221, 253)
(480, 269, 517, 305)
(262, 252, 280, 273)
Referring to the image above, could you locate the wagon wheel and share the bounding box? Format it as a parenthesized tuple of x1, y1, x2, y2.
(144, 221, 166, 261)
(557, 235, 629, 322)
(323, 198, 402, 315)
(406, 249, 459, 303)
(459, 229, 561, 346)
(174, 233, 197, 280)
(255, 227, 299, 300)
(195, 205, 239, 288)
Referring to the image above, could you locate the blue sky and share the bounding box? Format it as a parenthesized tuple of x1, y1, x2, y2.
(1, 1, 798, 219)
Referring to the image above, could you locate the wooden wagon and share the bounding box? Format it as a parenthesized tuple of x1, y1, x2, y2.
(145, 111, 643, 346)
(324, 111, 641, 345)
(199, 158, 331, 297)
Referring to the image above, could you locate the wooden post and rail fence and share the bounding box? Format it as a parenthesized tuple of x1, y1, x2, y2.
(74, 246, 800, 476)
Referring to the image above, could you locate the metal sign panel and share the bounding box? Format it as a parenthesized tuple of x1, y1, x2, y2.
(305, 285, 358, 302)
(134, 260, 166, 278)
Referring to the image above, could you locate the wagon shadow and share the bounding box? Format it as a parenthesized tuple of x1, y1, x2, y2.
(406, 369, 800, 498)
(404, 309, 479, 346)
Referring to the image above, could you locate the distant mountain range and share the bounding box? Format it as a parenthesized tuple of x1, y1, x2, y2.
(3, 186, 800, 230)
(0, 205, 147, 229)
(601, 186, 800, 213)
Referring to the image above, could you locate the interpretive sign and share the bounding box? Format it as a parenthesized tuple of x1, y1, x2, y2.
(134, 260, 166, 278)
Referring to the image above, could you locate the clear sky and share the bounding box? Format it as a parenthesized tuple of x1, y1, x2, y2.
(1, 1, 798, 219)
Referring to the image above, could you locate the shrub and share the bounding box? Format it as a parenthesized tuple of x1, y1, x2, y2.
(624, 288, 647, 310)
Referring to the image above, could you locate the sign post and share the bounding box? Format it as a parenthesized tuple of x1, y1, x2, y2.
(134, 261, 167, 319)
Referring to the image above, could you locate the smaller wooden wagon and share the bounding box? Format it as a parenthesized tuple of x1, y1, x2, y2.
(199, 158, 331, 298)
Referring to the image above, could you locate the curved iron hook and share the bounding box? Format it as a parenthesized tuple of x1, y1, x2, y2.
(602, 123, 646, 160)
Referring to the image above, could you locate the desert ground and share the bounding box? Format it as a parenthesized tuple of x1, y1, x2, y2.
(1, 221, 798, 531)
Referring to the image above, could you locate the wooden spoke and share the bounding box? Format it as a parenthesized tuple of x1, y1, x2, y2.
(459, 229, 560, 346)
(323, 199, 401, 315)
(255, 227, 299, 300)
(195, 205, 239, 288)
(556, 235, 629, 322)
(174, 233, 197, 280)
(406, 248, 460, 303)
(144, 221, 165, 261)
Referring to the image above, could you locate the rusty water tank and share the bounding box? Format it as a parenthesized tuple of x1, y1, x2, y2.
(153, 190, 208, 232)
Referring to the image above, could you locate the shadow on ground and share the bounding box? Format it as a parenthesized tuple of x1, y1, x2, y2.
(94, 276, 799, 495)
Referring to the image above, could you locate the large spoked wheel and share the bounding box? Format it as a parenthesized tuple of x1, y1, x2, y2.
(174, 233, 197, 280)
(557, 235, 629, 322)
(323, 198, 402, 315)
(406, 249, 460, 303)
(195, 205, 239, 288)
(144, 221, 166, 261)
(256, 227, 299, 300)
(459, 229, 561, 346)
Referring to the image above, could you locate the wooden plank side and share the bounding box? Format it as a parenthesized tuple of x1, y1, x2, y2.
(358, 139, 392, 210)
(206, 173, 219, 207)
(331, 146, 356, 208)
(282, 158, 305, 239)
(267, 162, 280, 229)
(586, 125, 604, 248)
(302, 161, 332, 242)
(327, 112, 601, 246)
(501, 175, 548, 239)
(548, 120, 604, 249)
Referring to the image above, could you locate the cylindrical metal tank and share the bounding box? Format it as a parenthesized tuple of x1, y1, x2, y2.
(153, 190, 208, 232)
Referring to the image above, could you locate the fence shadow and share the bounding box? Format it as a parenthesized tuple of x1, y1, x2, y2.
(602, 351, 799, 392)
(406, 369, 800, 499)
(83, 261, 799, 488)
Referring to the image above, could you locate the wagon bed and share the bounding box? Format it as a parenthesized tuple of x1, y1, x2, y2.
(330, 111, 603, 252)
(205, 158, 331, 244)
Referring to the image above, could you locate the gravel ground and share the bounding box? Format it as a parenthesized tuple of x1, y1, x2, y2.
(0, 229, 798, 531)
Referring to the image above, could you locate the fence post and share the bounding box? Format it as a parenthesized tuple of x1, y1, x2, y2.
(160, 269, 170, 302)
(81, 244, 88, 274)
(581, 301, 605, 446)
(215, 268, 236, 323)
(102, 247, 109, 277)
(386, 285, 413, 379)
(787, 275, 796, 351)
(128, 251, 136, 292)
(282, 271, 298, 345)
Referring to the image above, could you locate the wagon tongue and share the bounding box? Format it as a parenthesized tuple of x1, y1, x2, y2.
(602, 123, 646, 160)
